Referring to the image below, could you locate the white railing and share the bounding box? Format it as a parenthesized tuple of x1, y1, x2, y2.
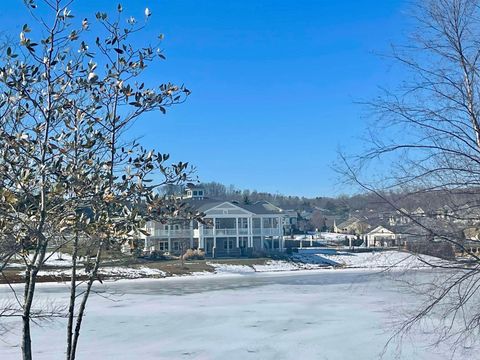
(203, 229, 214, 236)
(203, 228, 237, 236)
(152, 229, 191, 237)
(216, 229, 238, 236)
(200, 228, 282, 236)
(253, 228, 282, 236)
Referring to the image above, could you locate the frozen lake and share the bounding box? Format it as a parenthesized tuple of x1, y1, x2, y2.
(0, 270, 474, 359)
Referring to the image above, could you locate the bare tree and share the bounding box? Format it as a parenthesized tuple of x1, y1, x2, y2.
(340, 0, 480, 353)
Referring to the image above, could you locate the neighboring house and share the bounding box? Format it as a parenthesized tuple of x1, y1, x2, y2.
(388, 208, 411, 226)
(411, 207, 426, 217)
(435, 205, 454, 220)
(141, 187, 284, 258)
(282, 209, 298, 235)
(365, 226, 397, 247)
(184, 185, 206, 200)
(334, 217, 371, 235)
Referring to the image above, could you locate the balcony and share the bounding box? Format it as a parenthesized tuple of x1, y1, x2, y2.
(203, 229, 237, 236)
(253, 228, 282, 236)
(201, 228, 282, 237)
(215, 229, 238, 236)
(151, 229, 191, 238)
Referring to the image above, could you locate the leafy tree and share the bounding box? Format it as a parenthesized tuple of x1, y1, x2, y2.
(0, 1, 200, 359)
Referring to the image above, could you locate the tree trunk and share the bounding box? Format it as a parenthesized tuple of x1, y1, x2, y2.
(21, 268, 33, 360)
(66, 228, 79, 359)
(22, 313, 32, 360)
(69, 240, 103, 360)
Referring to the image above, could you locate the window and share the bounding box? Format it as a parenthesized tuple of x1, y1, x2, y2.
(158, 242, 168, 251)
(193, 190, 198, 196)
(223, 240, 235, 249)
(239, 218, 248, 228)
(198, 191, 203, 196)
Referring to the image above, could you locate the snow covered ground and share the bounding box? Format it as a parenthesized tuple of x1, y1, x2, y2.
(207, 250, 449, 276)
(37, 266, 166, 279)
(319, 250, 449, 269)
(6, 252, 76, 268)
(0, 270, 474, 359)
(5, 250, 453, 282)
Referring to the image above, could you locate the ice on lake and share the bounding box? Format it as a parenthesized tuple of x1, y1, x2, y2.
(0, 270, 474, 359)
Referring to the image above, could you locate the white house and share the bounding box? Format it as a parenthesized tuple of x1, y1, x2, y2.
(365, 225, 397, 247)
(141, 188, 285, 258)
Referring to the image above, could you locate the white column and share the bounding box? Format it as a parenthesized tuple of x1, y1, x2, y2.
(213, 218, 217, 256)
(167, 224, 171, 252)
(248, 217, 253, 247)
(236, 217, 240, 248)
(189, 220, 194, 248)
(260, 217, 264, 249)
(199, 223, 204, 248)
(278, 216, 283, 251)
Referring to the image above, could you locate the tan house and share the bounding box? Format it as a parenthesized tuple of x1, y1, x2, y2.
(334, 217, 371, 235)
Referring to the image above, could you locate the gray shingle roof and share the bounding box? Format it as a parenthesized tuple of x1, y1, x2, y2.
(182, 198, 283, 215)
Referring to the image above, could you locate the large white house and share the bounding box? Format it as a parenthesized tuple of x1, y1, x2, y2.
(141, 188, 285, 258)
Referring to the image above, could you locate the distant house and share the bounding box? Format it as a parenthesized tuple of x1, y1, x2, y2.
(388, 208, 411, 226)
(365, 226, 397, 247)
(184, 185, 206, 200)
(282, 210, 299, 235)
(435, 205, 454, 220)
(411, 207, 426, 217)
(334, 217, 371, 235)
(141, 187, 285, 258)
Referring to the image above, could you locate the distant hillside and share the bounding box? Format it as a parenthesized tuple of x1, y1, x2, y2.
(162, 182, 480, 218)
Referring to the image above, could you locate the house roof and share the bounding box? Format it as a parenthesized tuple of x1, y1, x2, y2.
(182, 198, 283, 215)
(182, 198, 225, 213)
(367, 225, 395, 235)
(185, 184, 204, 190)
(239, 201, 283, 215)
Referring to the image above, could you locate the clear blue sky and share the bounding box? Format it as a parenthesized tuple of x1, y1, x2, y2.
(0, 0, 411, 197)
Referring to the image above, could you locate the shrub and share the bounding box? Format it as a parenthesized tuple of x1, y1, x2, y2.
(182, 248, 205, 261)
(251, 249, 267, 258)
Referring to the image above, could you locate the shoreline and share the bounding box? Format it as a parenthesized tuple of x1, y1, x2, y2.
(0, 250, 455, 286)
(0, 264, 440, 288)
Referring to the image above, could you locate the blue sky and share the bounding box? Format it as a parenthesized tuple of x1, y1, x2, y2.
(0, 0, 410, 197)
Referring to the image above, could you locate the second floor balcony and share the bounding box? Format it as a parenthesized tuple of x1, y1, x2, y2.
(201, 227, 282, 237)
(148, 229, 192, 238)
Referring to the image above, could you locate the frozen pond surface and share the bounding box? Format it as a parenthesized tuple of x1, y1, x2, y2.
(0, 270, 474, 359)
